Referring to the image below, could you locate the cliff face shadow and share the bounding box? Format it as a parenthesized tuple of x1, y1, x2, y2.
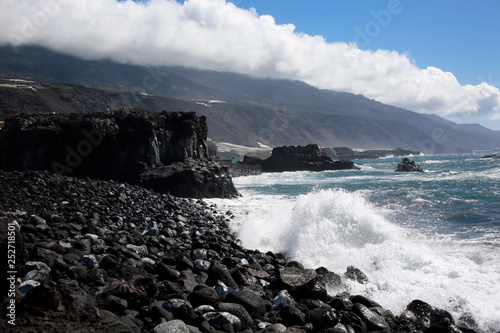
(0, 109, 239, 198)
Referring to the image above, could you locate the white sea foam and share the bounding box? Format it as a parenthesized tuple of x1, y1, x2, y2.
(212, 187, 500, 331)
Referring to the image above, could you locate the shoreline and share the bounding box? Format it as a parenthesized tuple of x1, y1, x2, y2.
(0, 170, 485, 332)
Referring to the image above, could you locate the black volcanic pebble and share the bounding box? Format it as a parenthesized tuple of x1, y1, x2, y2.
(0, 170, 479, 332)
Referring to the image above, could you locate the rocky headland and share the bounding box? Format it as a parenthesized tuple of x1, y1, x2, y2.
(0, 110, 238, 198)
(0, 170, 480, 333)
(231, 144, 358, 174)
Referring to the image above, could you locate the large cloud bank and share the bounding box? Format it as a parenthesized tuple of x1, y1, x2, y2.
(1, 0, 499, 119)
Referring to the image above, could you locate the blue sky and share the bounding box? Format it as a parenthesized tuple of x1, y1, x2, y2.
(2, 0, 500, 129)
(232, 0, 500, 89)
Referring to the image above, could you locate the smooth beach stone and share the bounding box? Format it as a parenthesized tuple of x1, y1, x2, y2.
(152, 319, 190, 333)
(202, 311, 241, 331)
(216, 302, 255, 328)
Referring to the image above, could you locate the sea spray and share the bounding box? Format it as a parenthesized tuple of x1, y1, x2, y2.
(210, 158, 500, 331)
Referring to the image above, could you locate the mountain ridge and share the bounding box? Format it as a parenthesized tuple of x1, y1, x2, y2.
(1, 45, 500, 153)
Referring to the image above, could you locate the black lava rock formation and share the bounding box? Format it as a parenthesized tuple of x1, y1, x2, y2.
(395, 157, 424, 172)
(0, 110, 239, 198)
(0, 170, 480, 333)
(261, 144, 358, 172)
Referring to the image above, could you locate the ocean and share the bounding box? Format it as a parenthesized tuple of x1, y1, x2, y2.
(209, 153, 500, 331)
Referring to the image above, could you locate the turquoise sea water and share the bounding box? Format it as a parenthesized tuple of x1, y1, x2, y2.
(210, 153, 500, 331)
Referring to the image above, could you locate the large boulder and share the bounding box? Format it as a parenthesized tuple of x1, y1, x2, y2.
(261, 144, 358, 172)
(395, 157, 424, 172)
(138, 159, 239, 198)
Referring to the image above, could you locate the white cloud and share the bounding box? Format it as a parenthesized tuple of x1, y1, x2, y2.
(1, 0, 499, 120)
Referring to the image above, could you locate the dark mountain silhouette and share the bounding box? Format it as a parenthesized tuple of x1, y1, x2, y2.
(1, 45, 500, 153)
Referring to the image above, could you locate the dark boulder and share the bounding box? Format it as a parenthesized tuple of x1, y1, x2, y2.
(402, 300, 455, 332)
(352, 303, 391, 332)
(138, 159, 239, 198)
(188, 284, 220, 308)
(225, 290, 267, 320)
(482, 154, 500, 159)
(395, 157, 423, 172)
(345, 266, 369, 284)
(275, 266, 317, 291)
(215, 302, 255, 329)
(261, 144, 358, 172)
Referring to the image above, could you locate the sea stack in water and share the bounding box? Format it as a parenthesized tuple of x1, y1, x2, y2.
(396, 157, 424, 172)
(261, 144, 358, 172)
(0, 109, 239, 198)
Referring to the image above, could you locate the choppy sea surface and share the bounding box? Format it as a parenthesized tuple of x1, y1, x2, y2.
(209, 153, 500, 331)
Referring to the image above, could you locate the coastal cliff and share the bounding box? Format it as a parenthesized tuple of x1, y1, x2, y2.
(0, 110, 239, 198)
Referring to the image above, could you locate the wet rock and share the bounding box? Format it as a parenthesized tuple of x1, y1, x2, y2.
(349, 295, 381, 308)
(352, 303, 391, 332)
(307, 307, 339, 331)
(395, 157, 424, 172)
(315, 266, 342, 289)
(329, 298, 353, 311)
(276, 266, 317, 291)
(345, 266, 369, 284)
(402, 299, 455, 332)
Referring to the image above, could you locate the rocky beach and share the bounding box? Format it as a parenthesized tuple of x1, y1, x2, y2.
(0, 170, 479, 333)
(0, 111, 485, 332)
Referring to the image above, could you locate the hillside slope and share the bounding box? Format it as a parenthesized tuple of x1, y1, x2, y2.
(1, 45, 500, 153)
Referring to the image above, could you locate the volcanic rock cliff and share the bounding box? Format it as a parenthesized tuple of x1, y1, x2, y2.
(261, 144, 358, 172)
(0, 109, 239, 198)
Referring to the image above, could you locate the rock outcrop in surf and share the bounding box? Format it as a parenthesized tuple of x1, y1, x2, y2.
(260, 144, 358, 172)
(395, 157, 424, 172)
